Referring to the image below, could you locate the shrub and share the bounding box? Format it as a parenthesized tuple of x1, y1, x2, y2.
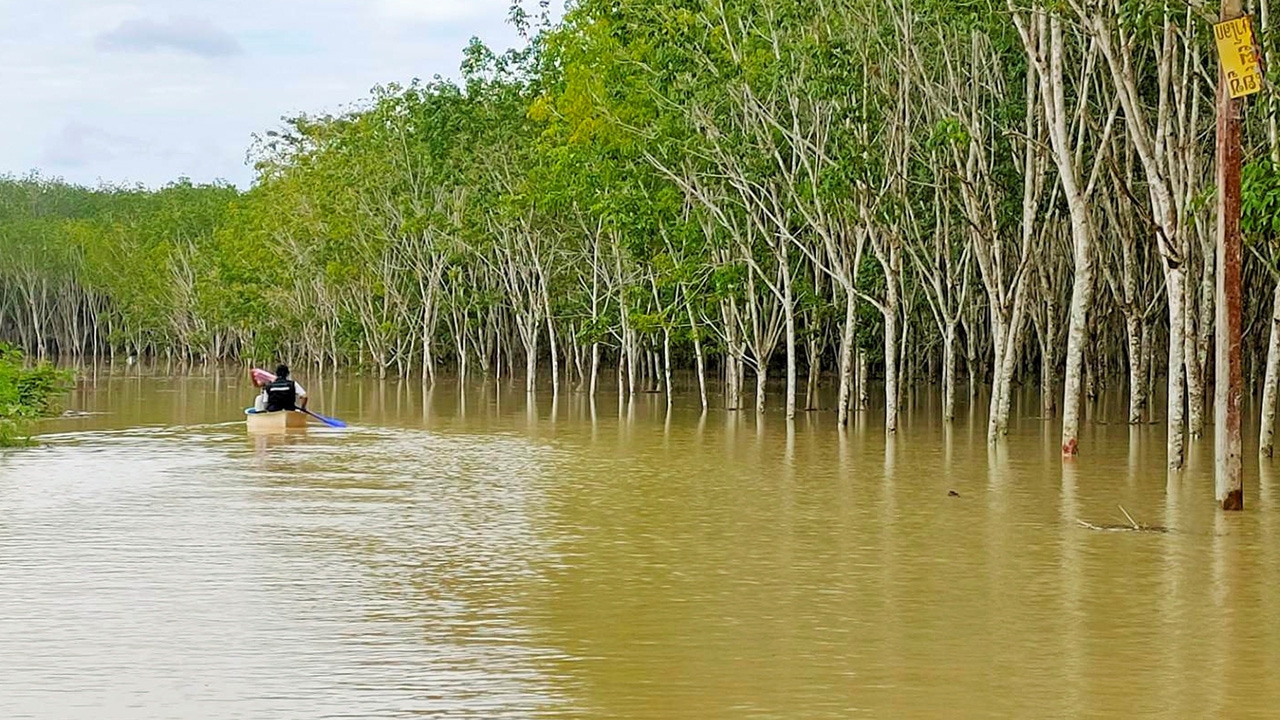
(0, 345, 74, 446)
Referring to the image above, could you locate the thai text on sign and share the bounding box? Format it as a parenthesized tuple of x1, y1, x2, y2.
(1215, 16, 1263, 99)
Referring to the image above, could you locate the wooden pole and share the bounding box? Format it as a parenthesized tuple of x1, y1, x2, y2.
(1216, 0, 1246, 511)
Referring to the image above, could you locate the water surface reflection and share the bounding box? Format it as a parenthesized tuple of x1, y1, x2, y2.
(2, 370, 1278, 718)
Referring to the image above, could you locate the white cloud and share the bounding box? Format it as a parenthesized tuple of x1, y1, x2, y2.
(374, 0, 503, 23)
(96, 16, 243, 58)
(41, 123, 146, 169)
(0, 0, 563, 188)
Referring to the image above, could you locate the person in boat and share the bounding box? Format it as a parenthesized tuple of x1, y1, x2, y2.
(256, 364, 309, 413)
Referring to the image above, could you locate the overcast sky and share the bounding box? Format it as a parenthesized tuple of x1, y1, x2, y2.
(1, 0, 558, 189)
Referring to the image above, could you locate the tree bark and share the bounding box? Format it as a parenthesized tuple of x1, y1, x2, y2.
(1215, 9, 1245, 509)
(1259, 282, 1280, 457)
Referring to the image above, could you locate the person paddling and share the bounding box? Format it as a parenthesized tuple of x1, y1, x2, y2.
(259, 364, 308, 413)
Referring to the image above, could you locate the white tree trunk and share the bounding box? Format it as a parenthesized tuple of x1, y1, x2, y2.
(1041, 302, 1057, 418)
(837, 291, 857, 426)
(755, 362, 768, 415)
(1260, 282, 1280, 457)
(662, 328, 673, 409)
(525, 341, 537, 394)
(1166, 265, 1188, 469)
(942, 323, 956, 421)
(806, 338, 820, 412)
(1185, 273, 1206, 438)
(857, 350, 869, 410)
(686, 305, 707, 411)
(782, 252, 797, 420)
(884, 304, 899, 434)
(1059, 260, 1090, 450)
(1126, 310, 1144, 424)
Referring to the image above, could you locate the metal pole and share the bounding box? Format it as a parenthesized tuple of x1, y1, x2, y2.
(1216, 0, 1246, 511)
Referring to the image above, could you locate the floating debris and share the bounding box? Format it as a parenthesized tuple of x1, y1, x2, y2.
(1077, 505, 1170, 534)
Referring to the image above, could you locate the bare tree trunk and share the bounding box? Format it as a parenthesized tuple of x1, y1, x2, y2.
(1166, 266, 1188, 468)
(590, 342, 601, 399)
(687, 305, 707, 411)
(1061, 252, 1094, 456)
(782, 246, 797, 421)
(525, 338, 538, 394)
(724, 301, 742, 410)
(884, 299, 899, 434)
(942, 323, 956, 422)
(662, 328, 673, 408)
(837, 291, 856, 425)
(857, 350, 869, 410)
(806, 337, 820, 412)
(545, 313, 561, 398)
(755, 362, 768, 416)
(1260, 282, 1280, 457)
(1041, 301, 1058, 417)
(1185, 271, 1207, 438)
(1126, 311, 1145, 424)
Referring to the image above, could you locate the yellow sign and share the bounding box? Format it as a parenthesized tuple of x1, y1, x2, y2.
(1215, 16, 1263, 99)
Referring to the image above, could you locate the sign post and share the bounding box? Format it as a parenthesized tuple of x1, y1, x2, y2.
(1214, 5, 1255, 511)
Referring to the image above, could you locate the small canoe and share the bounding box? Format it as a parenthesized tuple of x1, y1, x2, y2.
(245, 409, 309, 432)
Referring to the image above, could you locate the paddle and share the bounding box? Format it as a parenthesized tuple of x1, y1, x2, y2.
(301, 408, 347, 429)
(252, 368, 348, 429)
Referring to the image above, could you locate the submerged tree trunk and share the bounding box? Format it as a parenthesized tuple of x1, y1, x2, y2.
(782, 246, 797, 421)
(755, 362, 768, 416)
(837, 292, 857, 425)
(942, 323, 957, 422)
(884, 302, 899, 434)
(1185, 271, 1206, 439)
(1166, 266, 1188, 469)
(806, 337, 820, 412)
(662, 328, 673, 409)
(589, 342, 600, 399)
(857, 350, 869, 410)
(1060, 250, 1094, 456)
(687, 305, 708, 412)
(1261, 281, 1280, 457)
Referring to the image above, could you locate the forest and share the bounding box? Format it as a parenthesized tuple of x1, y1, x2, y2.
(4, 0, 1280, 466)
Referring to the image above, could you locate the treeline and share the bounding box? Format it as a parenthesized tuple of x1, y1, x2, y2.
(5, 0, 1280, 464)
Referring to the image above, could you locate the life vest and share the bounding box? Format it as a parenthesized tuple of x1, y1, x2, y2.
(264, 378, 298, 412)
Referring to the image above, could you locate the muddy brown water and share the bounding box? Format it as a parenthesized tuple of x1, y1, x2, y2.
(3, 367, 1280, 718)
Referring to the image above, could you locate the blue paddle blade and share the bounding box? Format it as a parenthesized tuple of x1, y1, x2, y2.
(304, 410, 348, 428)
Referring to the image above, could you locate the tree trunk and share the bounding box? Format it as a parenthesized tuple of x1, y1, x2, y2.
(525, 337, 538, 394)
(1166, 265, 1188, 469)
(1041, 303, 1058, 418)
(687, 305, 708, 412)
(1185, 271, 1206, 438)
(662, 328, 673, 408)
(857, 350, 869, 410)
(755, 359, 768, 415)
(942, 323, 956, 422)
(884, 303, 899, 434)
(1260, 281, 1280, 457)
(783, 249, 797, 421)
(1060, 243, 1094, 456)
(589, 342, 600, 399)
(1126, 309, 1144, 424)
(806, 337, 820, 412)
(837, 291, 856, 426)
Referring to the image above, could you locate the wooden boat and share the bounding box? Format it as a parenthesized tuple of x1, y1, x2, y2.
(245, 409, 309, 432)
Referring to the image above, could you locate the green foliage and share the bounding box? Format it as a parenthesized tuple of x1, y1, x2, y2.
(5, 0, 1268, 400)
(0, 344, 73, 446)
(1244, 159, 1280, 243)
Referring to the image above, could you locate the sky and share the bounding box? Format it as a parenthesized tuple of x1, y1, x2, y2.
(0, 0, 560, 189)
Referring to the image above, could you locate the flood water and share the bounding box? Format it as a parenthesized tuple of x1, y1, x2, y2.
(4, 366, 1280, 718)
